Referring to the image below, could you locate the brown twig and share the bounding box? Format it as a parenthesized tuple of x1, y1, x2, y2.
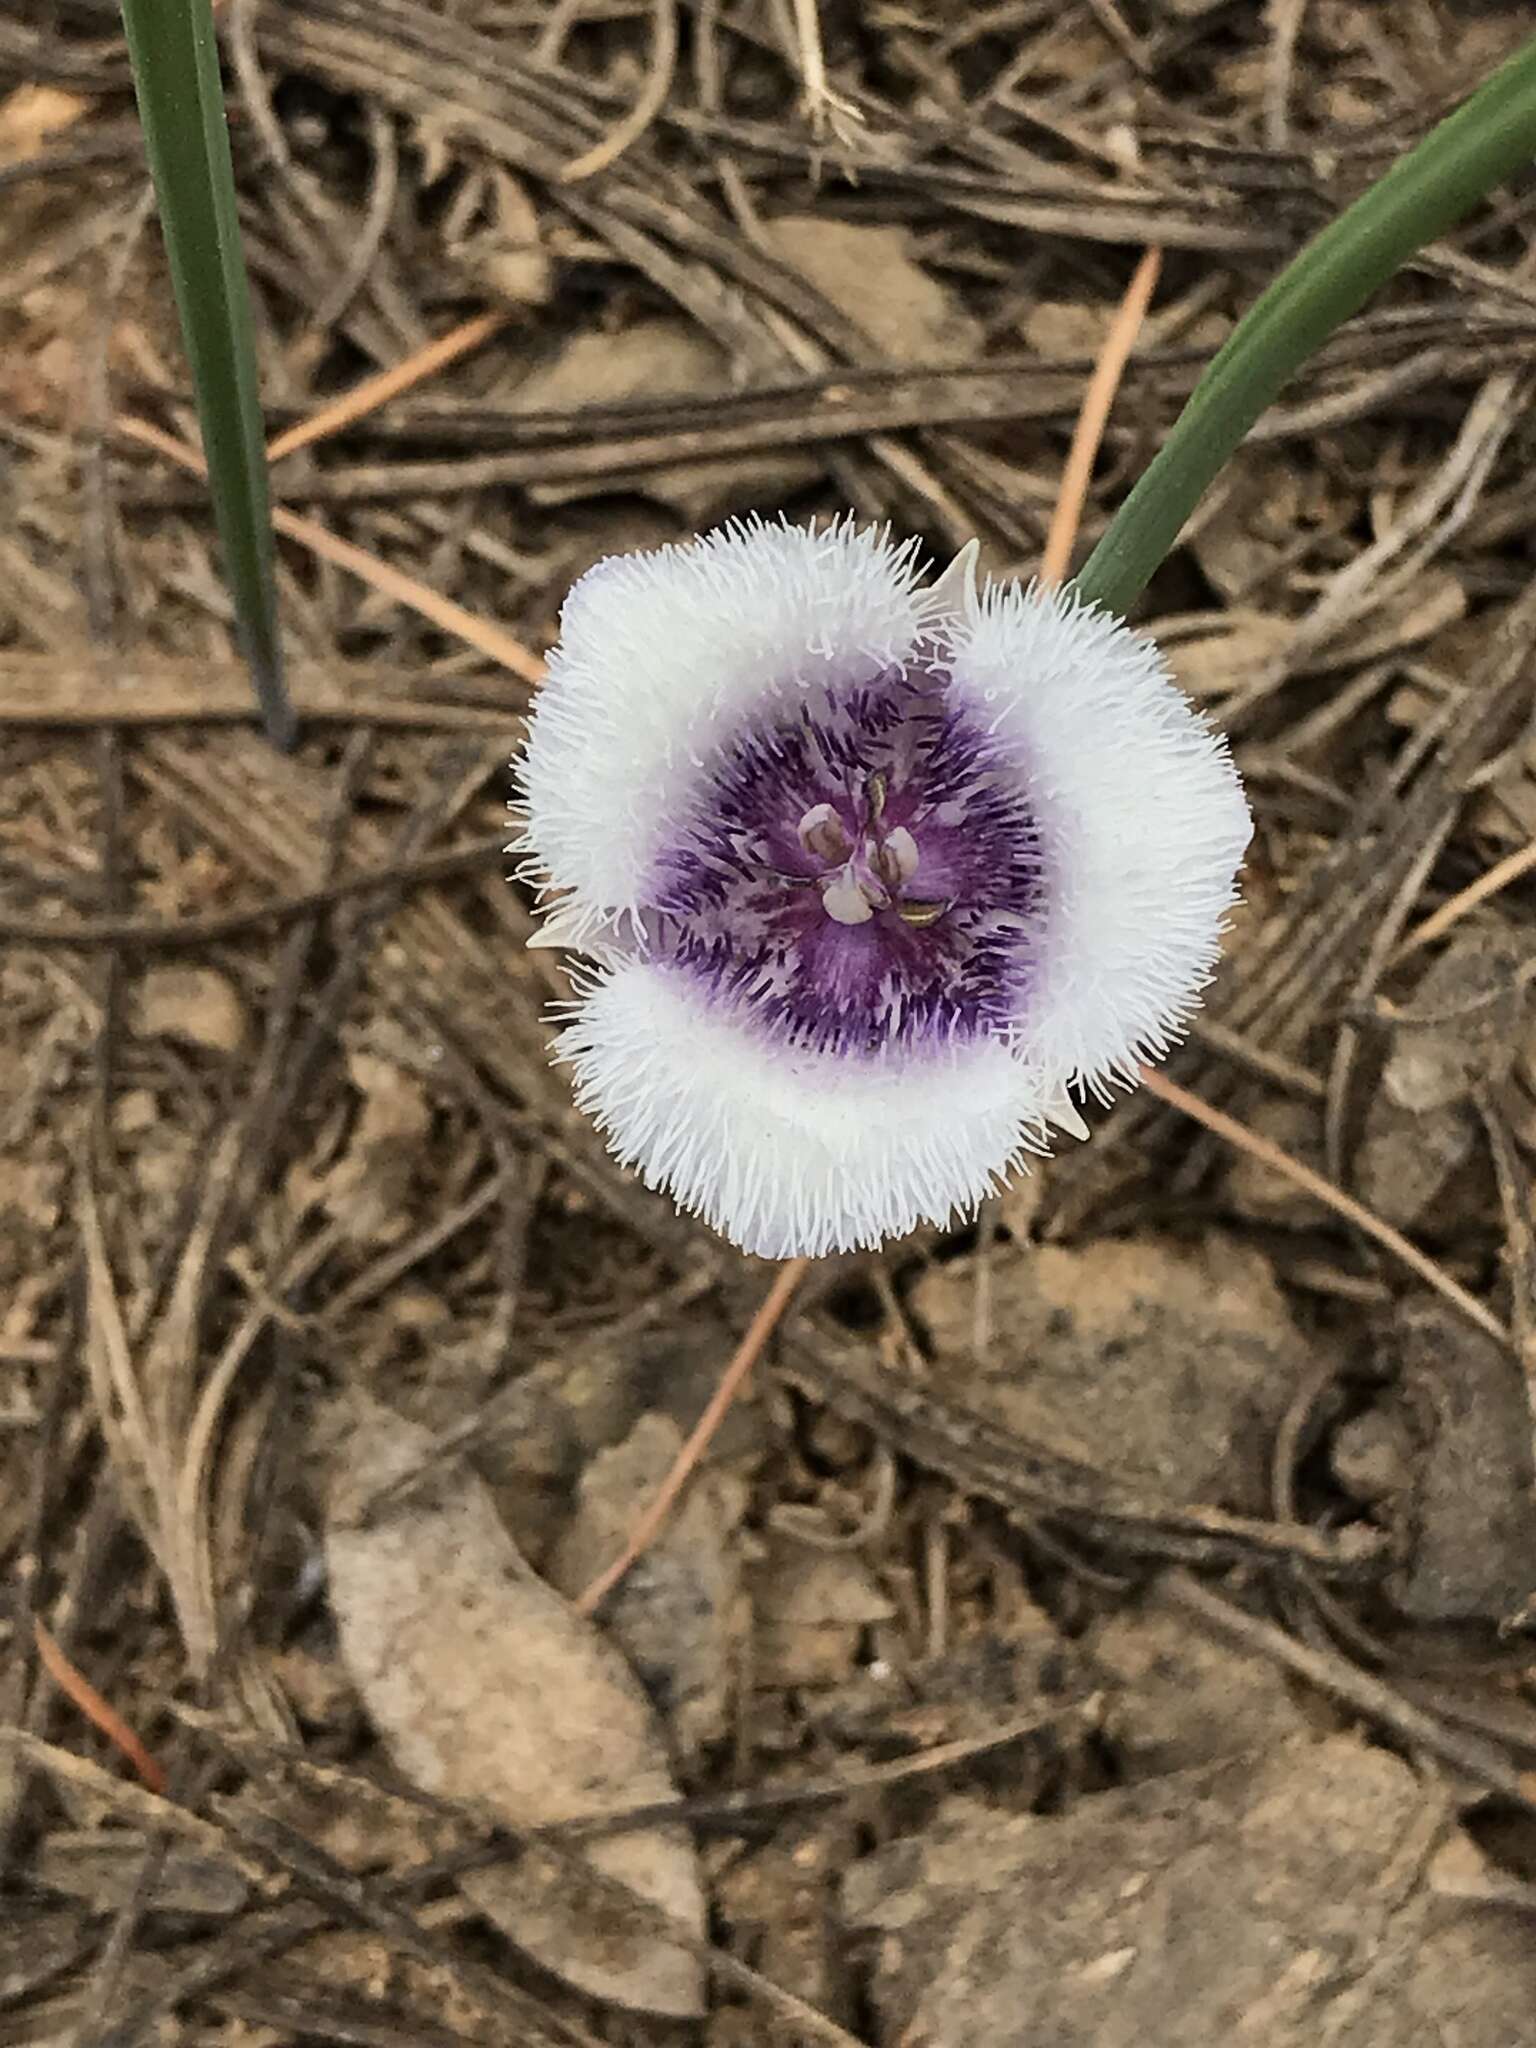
(1155, 1570, 1534, 1806)
(0, 652, 523, 729)
(0, 833, 504, 950)
(559, 0, 678, 182)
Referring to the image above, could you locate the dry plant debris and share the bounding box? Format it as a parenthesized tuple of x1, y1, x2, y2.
(3, 2, 1536, 2043)
(325, 1400, 707, 2016)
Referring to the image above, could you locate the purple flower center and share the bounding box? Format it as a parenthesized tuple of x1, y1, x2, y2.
(648, 663, 1045, 1056)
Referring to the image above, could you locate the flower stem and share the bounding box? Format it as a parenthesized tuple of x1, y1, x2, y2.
(1075, 34, 1536, 618)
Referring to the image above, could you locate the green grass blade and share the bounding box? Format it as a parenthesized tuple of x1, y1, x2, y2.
(120, 0, 292, 748)
(1076, 34, 1536, 618)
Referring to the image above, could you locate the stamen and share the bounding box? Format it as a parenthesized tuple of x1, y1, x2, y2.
(878, 825, 920, 888)
(646, 667, 1045, 1057)
(822, 870, 875, 925)
(798, 801, 851, 864)
(896, 899, 949, 928)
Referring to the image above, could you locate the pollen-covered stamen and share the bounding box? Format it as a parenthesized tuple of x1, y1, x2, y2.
(650, 664, 1047, 1057)
(800, 792, 930, 927)
(877, 826, 920, 890)
(797, 802, 851, 865)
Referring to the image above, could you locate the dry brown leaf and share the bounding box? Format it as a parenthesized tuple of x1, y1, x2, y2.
(1427, 1831, 1536, 1913)
(1221, 1096, 1329, 1229)
(1160, 612, 1292, 700)
(131, 966, 249, 1056)
(547, 1412, 747, 1762)
(511, 318, 818, 520)
(1093, 1605, 1313, 1778)
(1021, 300, 1109, 361)
(766, 217, 985, 365)
(511, 317, 724, 415)
(1355, 1094, 1477, 1232)
(1385, 1304, 1536, 1625)
(443, 165, 552, 308)
(1321, 569, 1466, 668)
(1382, 928, 1526, 1112)
(750, 1535, 897, 1691)
(1187, 455, 1310, 603)
(0, 85, 89, 166)
(325, 1400, 707, 2018)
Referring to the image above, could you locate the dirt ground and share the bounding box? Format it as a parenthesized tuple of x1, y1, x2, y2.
(3, 1, 1536, 2042)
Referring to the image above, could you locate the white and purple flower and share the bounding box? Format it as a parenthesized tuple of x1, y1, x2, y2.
(514, 519, 1250, 1259)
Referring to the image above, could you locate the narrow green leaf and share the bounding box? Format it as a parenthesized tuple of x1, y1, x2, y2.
(1077, 35, 1536, 618)
(120, 0, 292, 748)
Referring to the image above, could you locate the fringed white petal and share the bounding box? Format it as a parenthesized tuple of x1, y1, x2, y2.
(516, 518, 929, 923)
(557, 959, 1050, 1260)
(946, 580, 1251, 1092)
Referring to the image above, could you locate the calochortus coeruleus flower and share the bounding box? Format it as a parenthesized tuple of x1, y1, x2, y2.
(513, 519, 1251, 1260)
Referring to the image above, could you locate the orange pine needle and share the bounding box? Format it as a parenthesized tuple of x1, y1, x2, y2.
(1039, 246, 1162, 589)
(266, 311, 510, 464)
(1395, 835, 1536, 961)
(32, 1617, 168, 1796)
(116, 413, 546, 685)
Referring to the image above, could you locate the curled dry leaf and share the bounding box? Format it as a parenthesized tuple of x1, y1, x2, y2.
(324, 1400, 707, 2018)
